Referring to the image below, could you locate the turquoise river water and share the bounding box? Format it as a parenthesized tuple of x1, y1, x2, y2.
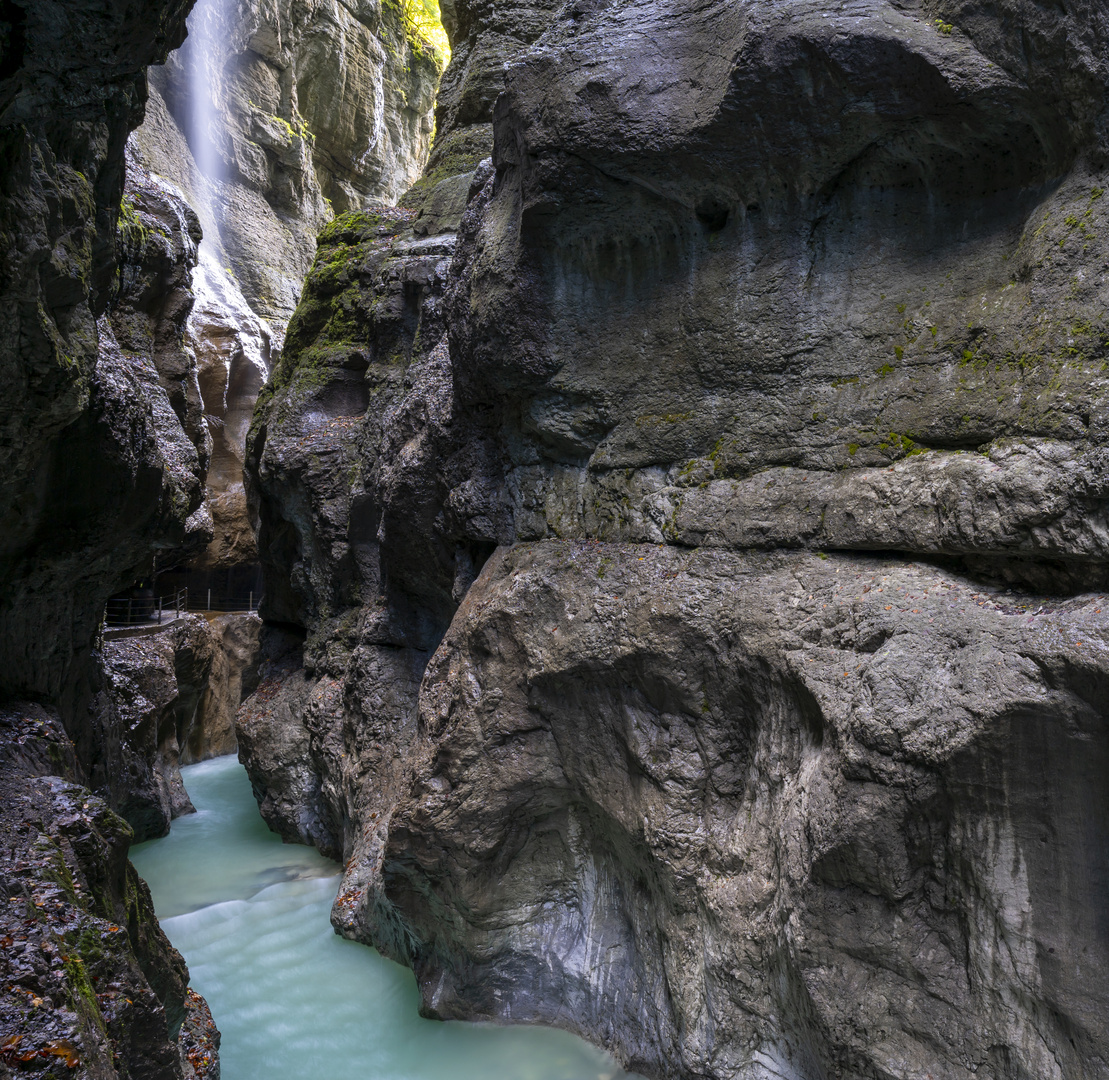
(130, 754, 638, 1080)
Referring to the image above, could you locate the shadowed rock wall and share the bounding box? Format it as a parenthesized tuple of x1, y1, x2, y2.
(0, 0, 205, 761)
(243, 0, 1109, 1077)
(0, 2, 236, 1074)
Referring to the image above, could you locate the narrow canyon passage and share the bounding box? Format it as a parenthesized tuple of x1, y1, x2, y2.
(2, 0, 1108, 1072)
(131, 756, 641, 1080)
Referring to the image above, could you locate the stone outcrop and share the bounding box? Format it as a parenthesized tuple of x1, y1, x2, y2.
(113, 151, 208, 465)
(189, 612, 263, 762)
(92, 613, 264, 844)
(376, 543, 1109, 1079)
(242, 0, 1109, 1077)
(0, 0, 210, 756)
(401, 0, 561, 223)
(0, 703, 215, 1080)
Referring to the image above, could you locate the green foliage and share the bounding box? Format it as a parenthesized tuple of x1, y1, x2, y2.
(635, 411, 693, 426)
(385, 0, 450, 68)
(876, 431, 924, 459)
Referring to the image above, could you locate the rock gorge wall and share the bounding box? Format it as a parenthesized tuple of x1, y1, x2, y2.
(135, 0, 445, 338)
(243, 0, 1109, 1078)
(130, 0, 445, 569)
(0, 0, 265, 1074)
(0, 0, 454, 1066)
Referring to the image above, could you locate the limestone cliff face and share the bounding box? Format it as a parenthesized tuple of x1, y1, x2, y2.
(96, 612, 262, 845)
(384, 544, 1109, 1079)
(134, 0, 444, 339)
(244, 0, 559, 634)
(242, 0, 1109, 1076)
(131, 0, 445, 569)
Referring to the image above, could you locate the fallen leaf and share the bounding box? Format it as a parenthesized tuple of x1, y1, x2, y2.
(41, 1039, 80, 1068)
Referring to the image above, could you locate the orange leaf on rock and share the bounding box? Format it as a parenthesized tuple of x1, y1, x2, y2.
(42, 1039, 81, 1068)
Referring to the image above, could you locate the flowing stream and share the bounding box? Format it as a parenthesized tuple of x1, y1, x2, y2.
(131, 755, 639, 1080)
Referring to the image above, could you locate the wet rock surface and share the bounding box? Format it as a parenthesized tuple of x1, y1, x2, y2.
(241, 0, 1109, 1076)
(177, 990, 220, 1080)
(128, 0, 451, 576)
(450, 1, 1109, 572)
(97, 620, 211, 843)
(401, 0, 561, 220)
(376, 542, 1109, 1079)
(185, 253, 270, 571)
(0, 703, 210, 1080)
(133, 0, 445, 342)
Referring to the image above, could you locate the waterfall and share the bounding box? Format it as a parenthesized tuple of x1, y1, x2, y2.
(179, 0, 230, 246)
(167, 0, 272, 573)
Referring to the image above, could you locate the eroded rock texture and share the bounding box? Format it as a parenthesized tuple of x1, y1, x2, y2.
(97, 620, 211, 843)
(189, 612, 263, 762)
(401, 0, 561, 222)
(0, 0, 210, 782)
(0, 1, 224, 1073)
(0, 704, 216, 1080)
(381, 543, 1109, 1079)
(241, 0, 1109, 1076)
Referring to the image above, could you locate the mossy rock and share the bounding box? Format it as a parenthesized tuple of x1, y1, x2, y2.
(317, 206, 414, 247)
(399, 123, 493, 213)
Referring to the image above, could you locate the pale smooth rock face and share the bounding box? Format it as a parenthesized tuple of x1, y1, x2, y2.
(188, 246, 271, 568)
(134, 0, 443, 340)
(242, 0, 1109, 1075)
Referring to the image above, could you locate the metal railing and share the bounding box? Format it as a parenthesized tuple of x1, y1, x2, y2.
(104, 588, 189, 627)
(103, 587, 263, 629)
(189, 590, 260, 613)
